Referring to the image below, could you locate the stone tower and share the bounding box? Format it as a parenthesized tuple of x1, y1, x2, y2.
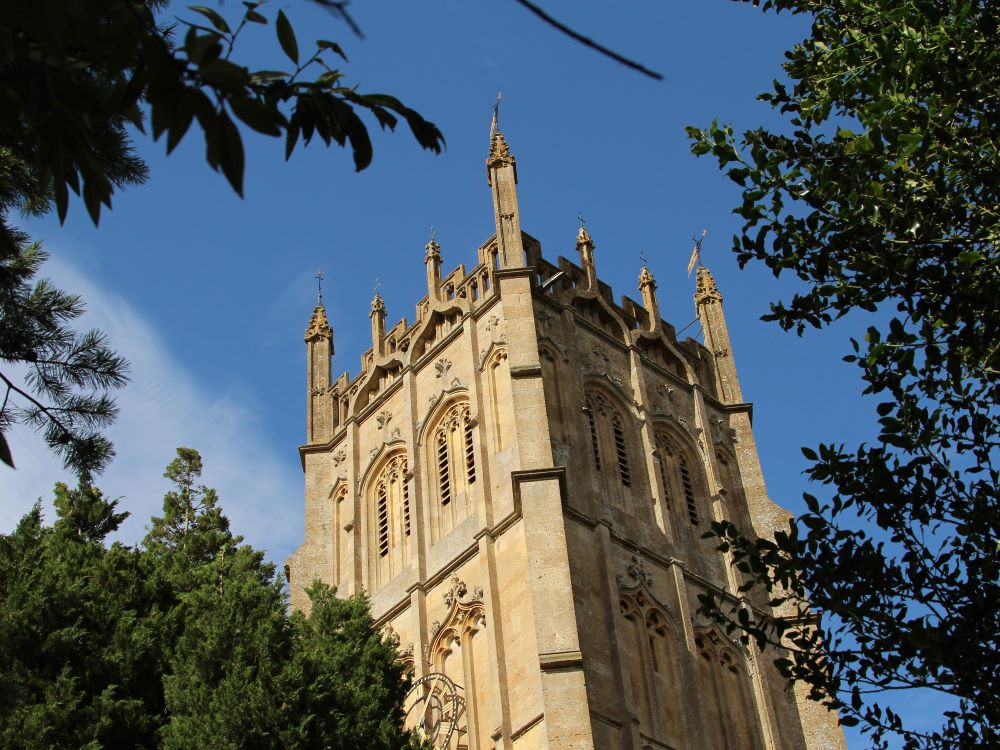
(286, 128, 846, 750)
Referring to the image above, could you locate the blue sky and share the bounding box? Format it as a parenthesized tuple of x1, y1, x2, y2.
(0, 1, 949, 745)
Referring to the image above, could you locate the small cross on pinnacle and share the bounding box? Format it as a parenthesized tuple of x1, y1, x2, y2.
(315, 271, 324, 305)
(577, 211, 586, 228)
(639, 250, 648, 268)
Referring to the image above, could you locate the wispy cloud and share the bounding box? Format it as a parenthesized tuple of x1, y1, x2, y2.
(0, 255, 303, 566)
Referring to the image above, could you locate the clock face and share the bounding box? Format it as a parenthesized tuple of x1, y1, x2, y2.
(403, 672, 465, 749)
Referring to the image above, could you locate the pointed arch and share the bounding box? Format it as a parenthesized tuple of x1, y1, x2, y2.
(693, 626, 765, 750)
(583, 384, 644, 508)
(410, 302, 465, 361)
(424, 397, 478, 544)
(617, 568, 687, 746)
(363, 449, 412, 586)
(653, 423, 707, 532)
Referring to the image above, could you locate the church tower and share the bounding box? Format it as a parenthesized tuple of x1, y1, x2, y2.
(287, 126, 846, 750)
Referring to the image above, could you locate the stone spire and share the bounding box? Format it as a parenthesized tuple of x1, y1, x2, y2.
(576, 225, 597, 291)
(305, 291, 333, 444)
(694, 266, 743, 404)
(638, 262, 660, 329)
(370, 290, 387, 356)
(486, 126, 525, 269)
(425, 233, 442, 302)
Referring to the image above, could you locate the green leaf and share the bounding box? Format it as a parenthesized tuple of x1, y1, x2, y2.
(276, 10, 299, 65)
(317, 39, 348, 61)
(190, 5, 231, 34)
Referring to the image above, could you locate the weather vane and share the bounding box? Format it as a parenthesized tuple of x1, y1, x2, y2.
(687, 228, 708, 277)
(315, 271, 324, 305)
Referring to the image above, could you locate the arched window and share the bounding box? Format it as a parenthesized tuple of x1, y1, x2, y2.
(584, 390, 640, 505)
(370, 454, 410, 585)
(694, 630, 765, 750)
(429, 401, 478, 542)
(656, 432, 701, 527)
(618, 589, 686, 745)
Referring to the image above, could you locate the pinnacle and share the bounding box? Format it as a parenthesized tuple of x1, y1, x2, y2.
(304, 304, 332, 342)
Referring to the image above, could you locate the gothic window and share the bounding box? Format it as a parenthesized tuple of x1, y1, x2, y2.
(656, 432, 701, 527)
(584, 390, 640, 505)
(694, 630, 765, 750)
(369, 454, 410, 585)
(429, 401, 478, 542)
(618, 591, 686, 745)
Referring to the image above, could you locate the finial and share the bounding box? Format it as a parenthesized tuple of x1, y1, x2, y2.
(315, 270, 324, 305)
(426, 227, 441, 255)
(371, 277, 386, 313)
(305, 303, 332, 342)
(639, 264, 656, 289)
(639, 250, 648, 268)
(578, 210, 587, 228)
(694, 265, 722, 304)
(577, 223, 593, 247)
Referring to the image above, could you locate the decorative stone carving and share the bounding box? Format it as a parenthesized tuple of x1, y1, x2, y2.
(656, 383, 675, 400)
(390, 427, 401, 440)
(694, 266, 723, 305)
(430, 620, 442, 637)
(435, 358, 452, 378)
(304, 304, 332, 342)
(332, 449, 346, 467)
(376, 410, 392, 430)
(443, 576, 468, 607)
(616, 554, 653, 588)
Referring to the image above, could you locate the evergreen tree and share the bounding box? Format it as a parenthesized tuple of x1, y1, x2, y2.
(1, 448, 420, 748)
(0, 484, 167, 749)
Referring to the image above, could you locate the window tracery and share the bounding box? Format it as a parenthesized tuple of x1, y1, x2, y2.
(369, 453, 411, 585)
(428, 401, 478, 542)
(656, 432, 701, 527)
(584, 389, 641, 505)
(694, 629, 765, 750)
(618, 585, 685, 745)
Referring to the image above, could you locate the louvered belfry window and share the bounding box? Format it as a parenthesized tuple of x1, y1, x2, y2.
(435, 402, 477, 504)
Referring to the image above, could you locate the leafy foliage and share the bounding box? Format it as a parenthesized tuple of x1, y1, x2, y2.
(0, 0, 444, 478)
(688, 1, 999, 747)
(0, 448, 418, 749)
(0, 0, 445, 225)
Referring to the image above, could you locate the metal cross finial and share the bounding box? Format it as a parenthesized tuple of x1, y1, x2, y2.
(577, 211, 586, 227)
(315, 271, 324, 305)
(639, 250, 648, 267)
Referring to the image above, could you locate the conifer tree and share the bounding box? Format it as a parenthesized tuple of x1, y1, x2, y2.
(1, 448, 421, 748)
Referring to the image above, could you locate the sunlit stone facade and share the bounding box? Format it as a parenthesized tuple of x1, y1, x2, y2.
(286, 129, 846, 750)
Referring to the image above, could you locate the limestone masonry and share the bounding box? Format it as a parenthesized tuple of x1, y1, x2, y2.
(287, 128, 846, 750)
